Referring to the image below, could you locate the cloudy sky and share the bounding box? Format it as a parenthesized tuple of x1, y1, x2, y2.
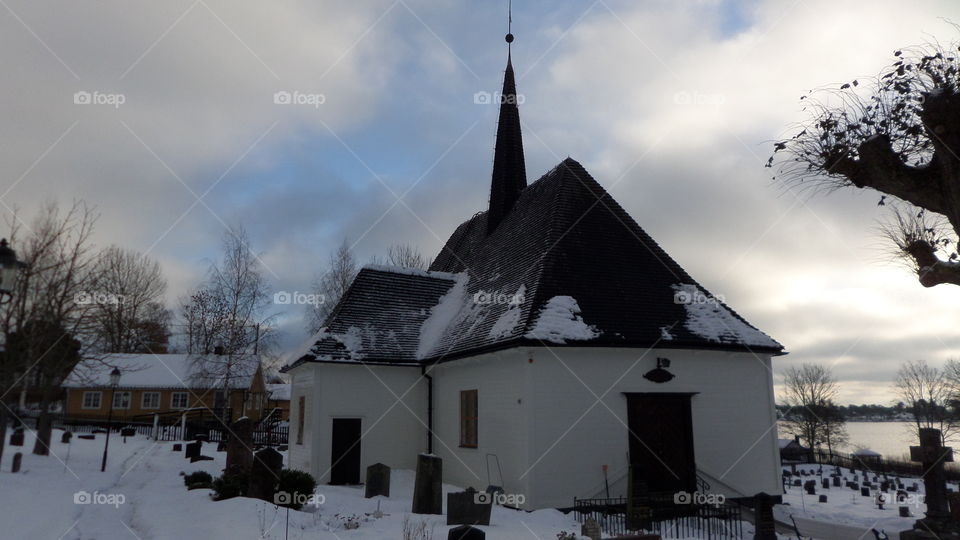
(2, 0, 958, 404)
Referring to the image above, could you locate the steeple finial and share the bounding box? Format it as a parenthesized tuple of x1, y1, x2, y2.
(487, 4, 527, 235)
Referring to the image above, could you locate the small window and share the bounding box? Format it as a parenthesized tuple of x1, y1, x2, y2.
(460, 390, 478, 448)
(82, 391, 102, 410)
(296, 396, 305, 445)
(112, 391, 131, 409)
(171, 392, 189, 409)
(141, 392, 160, 409)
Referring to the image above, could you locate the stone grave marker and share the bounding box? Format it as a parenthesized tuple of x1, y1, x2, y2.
(581, 518, 601, 540)
(833, 476, 842, 487)
(448, 525, 485, 540)
(185, 440, 201, 461)
(61, 431, 72, 444)
(754, 492, 777, 540)
(172, 443, 182, 451)
(793, 479, 801, 487)
(225, 418, 254, 474)
(804, 480, 816, 495)
(861, 487, 871, 497)
(11, 452, 22, 473)
(901, 427, 958, 539)
(447, 487, 492, 526)
(412, 454, 442, 515)
(9, 428, 23, 447)
(819, 495, 828, 503)
(78, 434, 95, 440)
(900, 506, 911, 518)
(248, 447, 283, 502)
(822, 478, 830, 490)
(365, 463, 391, 498)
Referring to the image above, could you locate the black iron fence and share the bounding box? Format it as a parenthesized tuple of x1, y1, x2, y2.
(573, 495, 743, 539)
(794, 448, 960, 482)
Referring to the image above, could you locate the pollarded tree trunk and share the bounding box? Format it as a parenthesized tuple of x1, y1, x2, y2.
(32, 397, 52, 456)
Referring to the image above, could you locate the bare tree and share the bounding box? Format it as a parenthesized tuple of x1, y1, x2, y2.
(181, 227, 272, 417)
(88, 246, 169, 353)
(380, 243, 432, 270)
(305, 239, 357, 334)
(896, 359, 958, 444)
(771, 38, 960, 288)
(0, 201, 99, 456)
(781, 364, 842, 451)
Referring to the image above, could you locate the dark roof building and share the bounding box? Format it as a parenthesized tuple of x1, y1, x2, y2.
(287, 39, 782, 370)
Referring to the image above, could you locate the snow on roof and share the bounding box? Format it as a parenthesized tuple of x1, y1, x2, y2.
(778, 438, 798, 449)
(672, 284, 780, 349)
(525, 296, 599, 344)
(417, 273, 471, 359)
(63, 353, 260, 390)
(266, 383, 290, 401)
(853, 448, 881, 456)
(362, 264, 459, 281)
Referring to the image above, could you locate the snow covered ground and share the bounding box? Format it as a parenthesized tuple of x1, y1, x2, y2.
(775, 463, 942, 539)
(0, 428, 589, 539)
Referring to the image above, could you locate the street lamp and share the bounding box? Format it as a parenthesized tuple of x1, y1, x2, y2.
(100, 367, 121, 472)
(0, 238, 24, 304)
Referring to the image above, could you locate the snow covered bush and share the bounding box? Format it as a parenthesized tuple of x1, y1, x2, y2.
(275, 469, 317, 510)
(212, 466, 249, 500)
(183, 471, 213, 490)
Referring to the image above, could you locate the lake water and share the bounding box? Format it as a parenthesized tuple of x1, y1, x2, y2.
(780, 421, 918, 459)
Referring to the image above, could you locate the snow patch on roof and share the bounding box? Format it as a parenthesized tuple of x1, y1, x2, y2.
(660, 326, 674, 341)
(363, 264, 459, 281)
(525, 296, 599, 344)
(417, 273, 470, 358)
(266, 383, 290, 401)
(488, 285, 526, 340)
(672, 284, 779, 349)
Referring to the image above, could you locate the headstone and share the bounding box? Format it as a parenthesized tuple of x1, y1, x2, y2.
(61, 431, 72, 444)
(833, 476, 842, 487)
(412, 454, 442, 515)
(881, 481, 891, 493)
(822, 478, 830, 489)
(448, 524, 485, 540)
(11, 452, 22, 473)
(447, 487, 492, 526)
(819, 495, 828, 503)
(804, 480, 816, 495)
(850, 482, 860, 491)
(793, 479, 801, 487)
(862, 487, 871, 497)
(900, 506, 912, 518)
(120, 428, 136, 438)
(78, 434, 95, 440)
(191, 455, 214, 462)
(225, 418, 254, 475)
(753, 492, 776, 540)
(580, 518, 601, 540)
(904, 428, 957, 537)
(217, 441, 227, 452)
(947, 492, 960, 522)
(365, 463, 391, 498)
(248, 447, 283, 502)
(172, 443, 182, 451)
(185, 440, 201, 461)
(9, 428, 23, 447)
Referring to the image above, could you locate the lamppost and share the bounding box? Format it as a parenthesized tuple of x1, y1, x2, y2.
(100, 367, 121, 472)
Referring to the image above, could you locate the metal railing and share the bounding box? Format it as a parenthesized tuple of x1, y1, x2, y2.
(573, 495, 743, 539)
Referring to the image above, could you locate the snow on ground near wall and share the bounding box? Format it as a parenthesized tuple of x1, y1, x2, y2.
(525, 296, 599, 344)
(672, 284, 779, 348)
(0, 429, 587, 539)
(775, 463, 949, 539)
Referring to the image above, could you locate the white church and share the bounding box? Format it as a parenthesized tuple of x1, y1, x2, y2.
(284, 39, 785, 510)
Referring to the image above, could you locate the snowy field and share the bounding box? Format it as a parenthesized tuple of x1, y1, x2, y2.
(775, 463, 945, 539)
(0, 428, 588, 539)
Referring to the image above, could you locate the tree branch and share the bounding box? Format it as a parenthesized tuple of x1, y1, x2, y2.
(906, 239, 960, 287)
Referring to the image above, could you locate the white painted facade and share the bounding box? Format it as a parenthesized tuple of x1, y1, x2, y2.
(289, 346, 780, 509)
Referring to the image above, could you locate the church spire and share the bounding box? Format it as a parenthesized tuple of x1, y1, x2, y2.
(487, 10, 527, 235)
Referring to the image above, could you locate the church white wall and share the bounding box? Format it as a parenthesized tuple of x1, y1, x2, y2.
(287, 363, 317, 477)
(308, 362, 428, 484)
(430, 349, 531, 507)
(524, 347, 781, 509)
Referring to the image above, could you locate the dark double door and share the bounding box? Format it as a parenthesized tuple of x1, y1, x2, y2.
(330, 418, 362, 485)
(625, 393, 697, 495)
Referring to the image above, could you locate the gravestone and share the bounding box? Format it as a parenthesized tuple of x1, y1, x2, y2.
(412, 454, 442, 515)
(121, 427, 136, 438)
(185, 440, 201, 461)
(819, 495, 828, 503)
(448, 525, 485, 540)
(365, 463, 391, 498)
(225, 418, 254, 475)
(850, 482, 860, 491)
(447, 487, 492, 526)
(804, 480, 816, 495)
(901, 506, 912, 518)
(862, 487, 872, 497)
(881, 481, 891, 493)
(9, 428, 23, 447)
(833, 476, 842, 487)
(11, 452, 22, 473)
(248, 447, 283, 502)
(753, 492, 777, 540)
(172, 443, 182, 451)
(900, 428, 960, 539)
(61, 431, 72, 444)
(78, 434, 95, 440)
(793, 479, 801, 487)
(822, 478, 830, 490)
(581, 518, 601, 540)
